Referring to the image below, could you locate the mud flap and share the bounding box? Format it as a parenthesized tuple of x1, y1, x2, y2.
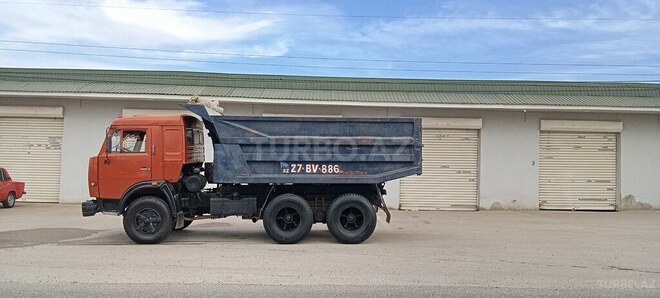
(174, 211, 184, 229)
(374, 186, 391, 223)
(378, 198, 391, 223)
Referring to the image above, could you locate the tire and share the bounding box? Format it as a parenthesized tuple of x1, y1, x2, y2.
(2, 192, 15, 208)
(173, 220, 193, 231)
(326, 193, 377, 244)
(262, 193, 313, 244)
(123, 196, 173, 244)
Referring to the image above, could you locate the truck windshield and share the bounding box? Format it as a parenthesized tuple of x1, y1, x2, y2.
(110, 130, 147, 153)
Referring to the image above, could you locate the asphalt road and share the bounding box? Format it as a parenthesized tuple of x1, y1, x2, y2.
(1, 203, 659, 297)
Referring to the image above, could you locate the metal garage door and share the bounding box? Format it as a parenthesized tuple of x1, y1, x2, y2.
(400, 128, 479, 210)
(0, 117, 63, 202)
(539, 131, 617, 210)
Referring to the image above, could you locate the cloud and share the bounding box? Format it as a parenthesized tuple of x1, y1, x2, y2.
(312, 0, 659, 81)
(534, 0, 658, 32)
(0, 0, 288, 68)
(0, 0, 280, 45)
(525, 0, 660, 62)
(0, 0, 658, 81)
(0, 0, 348, 71)
(99, 0, 276, 43)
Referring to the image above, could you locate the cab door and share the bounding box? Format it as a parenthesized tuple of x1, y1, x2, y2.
(98, 128, 152, 199)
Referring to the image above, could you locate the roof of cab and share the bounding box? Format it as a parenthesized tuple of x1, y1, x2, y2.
(110, 114, 188, 126)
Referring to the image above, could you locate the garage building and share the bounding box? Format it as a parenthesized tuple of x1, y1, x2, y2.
(0, 68, 659, 210)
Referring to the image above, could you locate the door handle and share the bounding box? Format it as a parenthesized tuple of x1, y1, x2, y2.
(139, 167, 151, 172)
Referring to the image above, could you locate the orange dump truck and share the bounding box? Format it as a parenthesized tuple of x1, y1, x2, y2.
(83, 104, 422, 244)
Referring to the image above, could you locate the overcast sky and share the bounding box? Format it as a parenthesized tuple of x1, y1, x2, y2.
(0, 0, 659, 82)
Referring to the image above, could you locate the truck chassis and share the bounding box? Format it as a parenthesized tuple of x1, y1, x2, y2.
(84, 182, 390, 244)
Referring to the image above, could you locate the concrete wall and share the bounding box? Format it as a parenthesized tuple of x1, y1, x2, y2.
(1, 97, 118, 203)
(618, 114, 660, 209)
(391, 108, 660, 210)
(480, 111, 539, 210)
(1, 96, 659, 209)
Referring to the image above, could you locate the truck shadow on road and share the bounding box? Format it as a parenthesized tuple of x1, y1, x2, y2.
(57, 227, 353, 246)
(0, 228, 101, 249)
(1, 223, 407, 248)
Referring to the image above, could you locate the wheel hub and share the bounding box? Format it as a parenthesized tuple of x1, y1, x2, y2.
(135, 208, 162, 234)
(339, 207, 364, 231)
(347, 214, 356, 223)
(275, 207, 301, 231)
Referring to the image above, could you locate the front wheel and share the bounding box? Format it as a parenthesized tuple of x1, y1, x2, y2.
(123, 196, 173, 244)
(263, 193, 313, 244)
(2, 193, 15, 208)
(326, 193, 377, 244)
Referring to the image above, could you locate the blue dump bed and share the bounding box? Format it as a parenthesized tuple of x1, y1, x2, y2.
(185, 104, 422, 184)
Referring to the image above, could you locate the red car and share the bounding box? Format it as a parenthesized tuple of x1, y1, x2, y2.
(0, 167, 25, 208)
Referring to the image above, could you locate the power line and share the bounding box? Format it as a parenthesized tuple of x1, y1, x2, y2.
(2, 72, 657, 86)
(2, 39, 659, 69)
(1, 1, 659, 21)
(2, 47, 660, 78)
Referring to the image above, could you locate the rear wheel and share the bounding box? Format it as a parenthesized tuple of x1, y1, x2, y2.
(263, 193, 313, 244)
(326, 193, 377, 244)
(123, 196, 173, 244)
(2, 192, 15, 208)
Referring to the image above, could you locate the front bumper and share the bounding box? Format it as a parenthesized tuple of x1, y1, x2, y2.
(81, 200, 99, 217)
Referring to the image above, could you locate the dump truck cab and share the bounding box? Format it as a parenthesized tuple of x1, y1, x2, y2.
(86, 115, 205, 216)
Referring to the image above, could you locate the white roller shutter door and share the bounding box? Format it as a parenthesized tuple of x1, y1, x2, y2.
(0, 117, 63, 202)
(539, 131, 617, 210)
(400, 128, 479, 211)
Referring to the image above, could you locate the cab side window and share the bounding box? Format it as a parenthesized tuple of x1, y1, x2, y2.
(0, 169, 5, 181)
(185, 128, 194, 146)
(109, 130, 147, 153)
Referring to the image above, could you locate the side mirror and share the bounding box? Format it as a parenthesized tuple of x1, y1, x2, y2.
(104, 135, 112, 164)
(106, 135, 113, 153)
